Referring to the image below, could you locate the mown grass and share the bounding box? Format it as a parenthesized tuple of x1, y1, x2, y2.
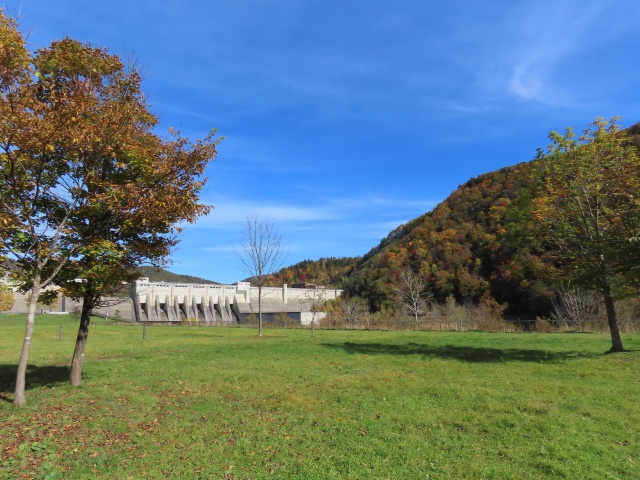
(1, 314, 639, 479)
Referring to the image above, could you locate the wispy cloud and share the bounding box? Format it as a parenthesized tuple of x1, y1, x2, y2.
(152, 102, 225, 125)
(194, 202, 337, 228)
(192, 192, 438, 233)
(318, 194, 436, 214)
(504, 1, 611, 105)
(201, 245, 236, 253)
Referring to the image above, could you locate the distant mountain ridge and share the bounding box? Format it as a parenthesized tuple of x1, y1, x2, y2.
(137, 266, 219, 285)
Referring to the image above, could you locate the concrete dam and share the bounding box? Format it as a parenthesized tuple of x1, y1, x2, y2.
(130, 278, 343, 325)
(3, 278, 343, 325)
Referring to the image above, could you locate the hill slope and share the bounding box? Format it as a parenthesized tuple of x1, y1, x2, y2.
(274, 121, 640, 316)
(137, 267, 219, 285)
(345, 162, 558, 315)
(274, 162, 558, 316)
(271, 257, 360, 289)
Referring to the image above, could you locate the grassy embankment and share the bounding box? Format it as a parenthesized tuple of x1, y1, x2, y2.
(1, 314, 639, 479)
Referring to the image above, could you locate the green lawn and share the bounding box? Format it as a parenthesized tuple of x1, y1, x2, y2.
(1, 315, 639, 479)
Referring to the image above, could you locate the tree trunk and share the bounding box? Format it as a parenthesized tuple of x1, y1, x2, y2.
(14, 283, 41, 406)
(70, 290, 95, 386)
(603, 287, 624, 353)
(258, 285, 263, 337)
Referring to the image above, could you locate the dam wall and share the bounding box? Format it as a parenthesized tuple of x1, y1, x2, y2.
(2, 279, 342, 325)
(130, 279, 342, 324)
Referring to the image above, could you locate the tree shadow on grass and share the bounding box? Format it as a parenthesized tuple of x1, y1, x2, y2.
(321, 342, 598, 363)
(0, 364, 70, 402)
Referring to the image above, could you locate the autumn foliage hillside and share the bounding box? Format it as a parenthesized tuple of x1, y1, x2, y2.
(270, 256, 361, 290)
(275, 121, 640, 317)
(346, 162, 564, 315)
(276, 162, 557, 316)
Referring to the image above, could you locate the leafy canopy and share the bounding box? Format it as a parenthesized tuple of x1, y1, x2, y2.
(533, 117, 640, 298)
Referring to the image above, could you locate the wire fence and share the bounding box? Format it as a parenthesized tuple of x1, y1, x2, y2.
(100, 316, 640, 334)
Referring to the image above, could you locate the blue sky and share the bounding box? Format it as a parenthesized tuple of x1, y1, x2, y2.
(5, 0, 640, 283)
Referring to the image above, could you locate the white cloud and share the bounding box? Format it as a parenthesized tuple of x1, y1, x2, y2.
(509, 62, 543, 102)
(189, 192, 438, 245)
(201, 245, 236, 253)
(152, 101, 225, 125)
(504, 0, 610, 105)
(192, 202, 337, 228)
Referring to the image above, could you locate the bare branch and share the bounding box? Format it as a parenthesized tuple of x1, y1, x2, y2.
(392, 268, 433, 326)
(234, 215, 289, 336)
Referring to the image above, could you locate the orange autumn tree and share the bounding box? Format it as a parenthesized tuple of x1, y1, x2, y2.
(0, 12, 219, 404)
(0, 12, 75, 406)
(63, 123, 219, 386)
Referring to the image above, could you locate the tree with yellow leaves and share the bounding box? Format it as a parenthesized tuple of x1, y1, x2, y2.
(534, 118, 640, 352)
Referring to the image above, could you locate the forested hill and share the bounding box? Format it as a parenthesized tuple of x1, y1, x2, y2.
(272, 121, 640, 316)
(137, 267, 219, 285)
(273, 162, 556, 316)
(343, 162, 557, 315)
(270, 257, 361, 289)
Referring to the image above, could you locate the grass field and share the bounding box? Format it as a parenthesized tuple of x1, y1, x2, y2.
(1, 314, 639, 479)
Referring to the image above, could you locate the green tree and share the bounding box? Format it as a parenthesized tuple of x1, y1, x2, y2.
(533, 117, 640, 352)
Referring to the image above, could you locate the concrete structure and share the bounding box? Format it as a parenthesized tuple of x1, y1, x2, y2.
(3, 287, 134, 321)
(131, 278, 342, 325)
(2, 278, 342, 325)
